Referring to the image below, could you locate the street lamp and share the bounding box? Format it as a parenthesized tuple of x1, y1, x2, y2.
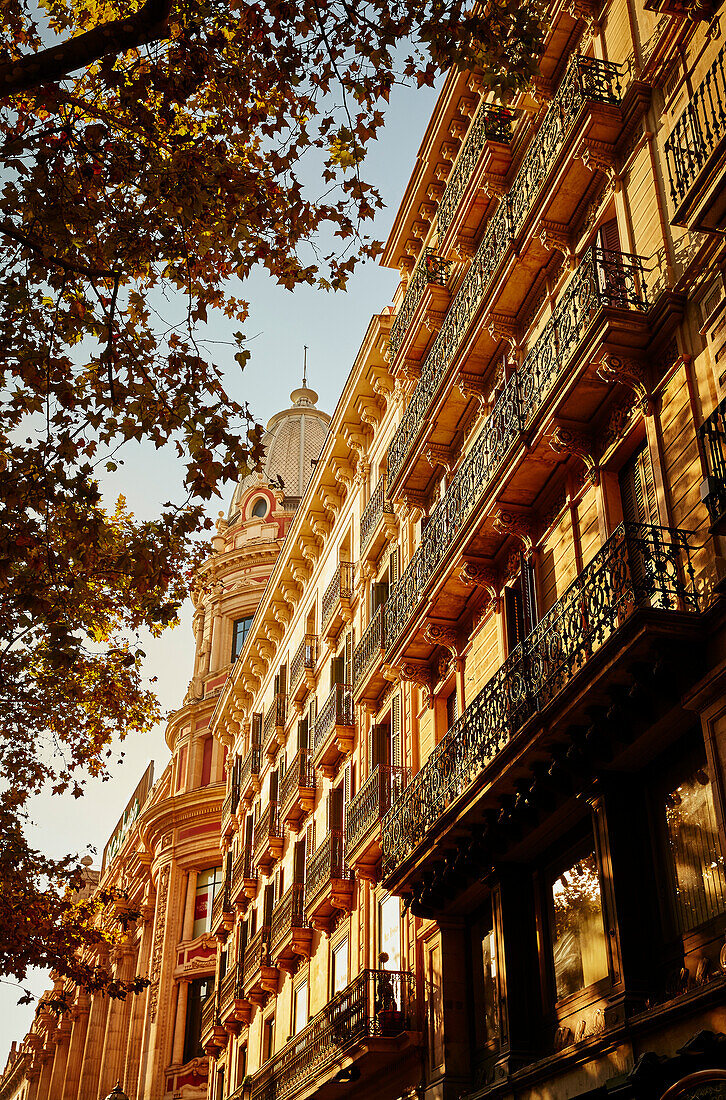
(103, 1084, 130, 1100)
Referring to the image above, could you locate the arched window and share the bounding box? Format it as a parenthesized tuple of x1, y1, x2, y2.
(251, 497, 268, 519)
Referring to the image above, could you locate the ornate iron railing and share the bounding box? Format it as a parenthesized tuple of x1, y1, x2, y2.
(211, 860, 232, 927)
(665, 41, 726, 208)
(201, 989, 219, 1035)
(253, 801, 282, 862)
(385, 246, 649, 651)
(311, 683, 354, 760)
(270, 882, 309, 956)
(382, 522, 698, 878)
(219, 965, 237, 1014)
(345, 765, 410, 858)
(388, 249, 452, 363)
(263, 694, 287, 750)
(242, 925, 270, 986)
(352, 605, 386, 693)
(699, 396, 726, 527)
(290, 634, 318, 695)
(250, 970, 417, 1100)
(387, 54, 624, 487)
(279, 749, 316, 814)
(305, 828, 353, 910)
(240, 742, 262, 795)
(321, 563, 355, 630)
(437, 102, 515, 239)
(231, 844, 255, 897)
(360, 476, 394, 554)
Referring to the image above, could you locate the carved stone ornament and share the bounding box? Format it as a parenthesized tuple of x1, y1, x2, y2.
(331, 457, 355, 490)
(369, 365, 394, 399)
(400, 360, 421, 382)
(539, 221, 575, 267)
(356, 396, 381, 430)
(596, 353, 653, 415)
(319, 486, 341, 518)
(424, 442, 454, 474)
(487, 312, 519, 349)
(576, 140, 619, 189)
(397, 661, 434, 707)
(548, 425, 600, 484)
(491, 509, 534, 557)
(456, 371, 489, 407)
(460, 560, 502, 613)
(423, 621, 459, 658)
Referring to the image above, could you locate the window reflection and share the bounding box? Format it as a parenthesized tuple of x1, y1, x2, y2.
(481, 926, 499, 1041)
(550, 851, 608, 1000)
(665, 764, 726, 933)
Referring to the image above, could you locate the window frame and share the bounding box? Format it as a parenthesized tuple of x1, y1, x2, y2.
(232, 615, 254, 662)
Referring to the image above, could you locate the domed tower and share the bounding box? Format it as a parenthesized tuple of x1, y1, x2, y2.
(134, 383, 330, 1100)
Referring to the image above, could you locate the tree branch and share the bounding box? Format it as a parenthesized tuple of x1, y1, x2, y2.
(0, 0, 174, 97)
(0, 220, 118, 279)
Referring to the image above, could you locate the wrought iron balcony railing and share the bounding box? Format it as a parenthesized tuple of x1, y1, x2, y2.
(382, 522, 698, 878)
(306, 828, 353, 911)
(387, 55, 624, 488)
(388, 249, 452, 364)
(321, 562, 355, 631)
(352, 605, 385, 694)
(250, 970, 417, 1100)
(219, 965, 237, 1014)
(360, 476, 394, 556)
(201, 990, 219, 1036)
(231, 843, 256, 903)
(279, 748, 315, 816)
(311, 683, 354, 761)
(345, 765, 410, 860)
(289, 634, 318, 696)
(211, 869, 232, 930)
(239, 742, 262, 799)
(253, 801, 282, 863)
(699, 395, 726, 531)
(437, 102, 515, 240)
(270, 882, 309, 957)
(385, 246, 649, 651)
(263, 694, 287, 751)
(242, 925, 271, 987)
(665, 41, 726, 209)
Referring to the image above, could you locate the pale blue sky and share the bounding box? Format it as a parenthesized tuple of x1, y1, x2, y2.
(0, 77, 438, 1058)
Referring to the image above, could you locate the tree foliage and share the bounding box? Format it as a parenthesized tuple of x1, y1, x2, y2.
(0, 0, 544, 994)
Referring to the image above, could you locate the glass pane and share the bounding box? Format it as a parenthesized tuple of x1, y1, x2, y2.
(193, 866, 223, 939)
(550, 851, 609, 1000)
(331, 937, 349, 995)
(481, 927, 499, 1041)
(665, 765, 726, 933)
(293, 981, 308, 1034)
(378, 894, 401, 971)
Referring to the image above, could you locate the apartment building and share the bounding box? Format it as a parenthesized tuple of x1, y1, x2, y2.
(204, 7, 726, 1100)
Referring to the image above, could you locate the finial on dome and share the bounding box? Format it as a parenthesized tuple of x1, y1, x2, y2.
(291, 345, 318, 407)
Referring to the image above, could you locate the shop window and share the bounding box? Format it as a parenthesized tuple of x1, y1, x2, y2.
(232, 616, 254, 661)
(331, 935, 349, 996)
(183, 976, 214, 1064)
(549, 848, 609, 1000)
(663, 761, 726, 934)
(293, 978, 308, 1034)
(192, 866, 224, 939)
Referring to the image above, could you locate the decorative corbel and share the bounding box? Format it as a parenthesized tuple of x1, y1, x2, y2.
(480, 174, 508, 199)
(397, 660, 434, 708)
(596, 353, 652, 415)
(576, 140, 620, 190)
(400, 360, 422, 383)
(423, 621, 459, 658)
(382, 663, 401, 684)
(281, 578, 301, 606)
(270, 601, 292, 626)
(250, 657, 267, 680)
(300, 535, 319, 569)
(424, 441, 455, 475)
(491, 509, 535, 558)
(539, 220, 575, 269)
(331, 456, 355, 492)
(460, 559, 502, 612)
(396, 489, 428, 520)
(423, 309, 446, 335)
(370, 364, 395, 400)
(257, 640, 275, 663)
(357, 396, 382, 430)
(452, 236, 477, 261)
(548, 425, 600, 484)
(456, 371, 490, 408)
(319, 485, 342, 519)
(487, 312, 520, 351)
(310, 512, 331, 543)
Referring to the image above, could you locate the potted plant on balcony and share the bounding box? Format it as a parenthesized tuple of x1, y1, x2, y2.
(375, 954, 403, 1036)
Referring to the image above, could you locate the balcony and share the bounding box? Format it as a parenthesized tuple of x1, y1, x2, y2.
(239, 743, 262, 803)
(382, 522, 699, 885)
(279, 749, 316, 832)
(320, 562, 355, 641)
(360, 477, 397, 562)
(289, 634, 318, 702)
(305, 829, 354, 931)
(384, 246, 651, 656)
(242, 925, 278, 1006)
(270, 882, 312, 973)
(311, 683, 354, 778)
(201, 991, 226, 1055)
(352, 606, 387, 704)
(230, 844, 257, 907)
(387, 249, 452, 368)
(219, 963, 251, 1035)
(263, 694, 287, 761)
(211, 875, 233, 939)
(221, 783, 240, 841)
(344, 766, 409, 882)
(699, 396, 726, 533)
(250, 970, 419, 1100)
(665, 41, 726, 232)
(387, 55, 631, 493)
(253, 801, 283, 874)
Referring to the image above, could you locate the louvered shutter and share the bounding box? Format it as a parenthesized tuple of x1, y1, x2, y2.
(251, 712, 263, 746)
(298, 716, 308, 751)
(391, 695, 402, 768)
(620, 443, 659, 525)
(344, 631, 353, 687)
(389, 546, 400, 585)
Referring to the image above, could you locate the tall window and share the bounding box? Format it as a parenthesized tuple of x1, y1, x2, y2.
(183, 976, 214, 1064)
(192, 866, 224, 939)
(664, 762, 726, 933)
(378, 894, 401, 971)
(293, 979, 308, 1034)
(261, 1015, 275, 1063)
(549, 848, 609, 1000)
(232, 616, 254, 661)
(331, 936, 349, 996)
(480, 922, 499, 1042)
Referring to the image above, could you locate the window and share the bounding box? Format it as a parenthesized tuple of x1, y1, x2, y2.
(262, 1016, 275, 1063)
(293, 979, 308, 1034)
(549, 849, 609, 1000)
(237, 1045, 247, 1088)
(480, 922, 499, 1043)
(251, 497, 268, 519)
(445, 689, 458, 733)
(663, 762, 726, 933)
(183, 976, 214, 1064)
(378, 894, 401, 971)
(232, 616, 254, 661)
(331, 936, 349, 996)
(192, 866, 224, 939)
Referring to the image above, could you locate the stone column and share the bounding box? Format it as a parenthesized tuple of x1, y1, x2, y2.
(76, 975, 110, 1100)
(34, 1050, 54, 1100)
(61, 995, 90, 1100)
(123, 903, 156, 1100)
(98, 941, 138, 1098)
(171, 980, 190, 1065)
(46, 1022, 71, 1100)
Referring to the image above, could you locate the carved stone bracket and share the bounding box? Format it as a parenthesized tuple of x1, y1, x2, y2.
(481, 173, 508, 198)
(460, 559, 502, 613)
(487, 312, 519, 350)
(491, 509, 535, 557)
(423, 621, 459, 658)
(548, 425, 600, 484)
(576, 140, 620, 189)
(396, 660, 434, 707)
(424, 441, 455, 474)
(424, 309, 447, 334)
(356, 396, 382, 430)
(456, 371, 489, 408)
(596, 353, 652, 415)
(310, 512, 331, 543)
(400, 360, 422, 382)
(331, 457, 355, 491)
(369, 365, 394, 400)
(539, 220, 575, 268)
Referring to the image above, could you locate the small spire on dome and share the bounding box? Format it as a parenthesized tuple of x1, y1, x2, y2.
(291, 345, 318, 407)
(303, 345, 308, 388)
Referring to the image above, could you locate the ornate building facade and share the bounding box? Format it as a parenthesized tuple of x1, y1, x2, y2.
(0, 388, 330, 1100)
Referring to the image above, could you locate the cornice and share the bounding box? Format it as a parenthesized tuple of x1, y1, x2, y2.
(139, 783, 225, 855)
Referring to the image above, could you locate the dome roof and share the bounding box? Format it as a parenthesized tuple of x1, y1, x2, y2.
(229, 383, 331, 518)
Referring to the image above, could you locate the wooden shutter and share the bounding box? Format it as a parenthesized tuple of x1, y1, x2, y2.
(391, 695, 402, 768)
(504, 583, 524, 652)
(344, 631, 353, 687)
(279, 663, 287, 696)
(251, 712, 263, 746)
(298, 716, 308, 751)
(389, 546, 400, 585)
(270, 767, 278, 802)
(371, 582, 388, 615)
(598, 217, 620, 253)
(305, 821, 315, 870)
(522, 554, 538, 634)
(620, 443, 659, 526)
(244, 814, 253, 847)
(294, 838, 306, 883)
(331, 654, 345, 688)
(328, 786, 344, 831)
(263, 884, 274, 925)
